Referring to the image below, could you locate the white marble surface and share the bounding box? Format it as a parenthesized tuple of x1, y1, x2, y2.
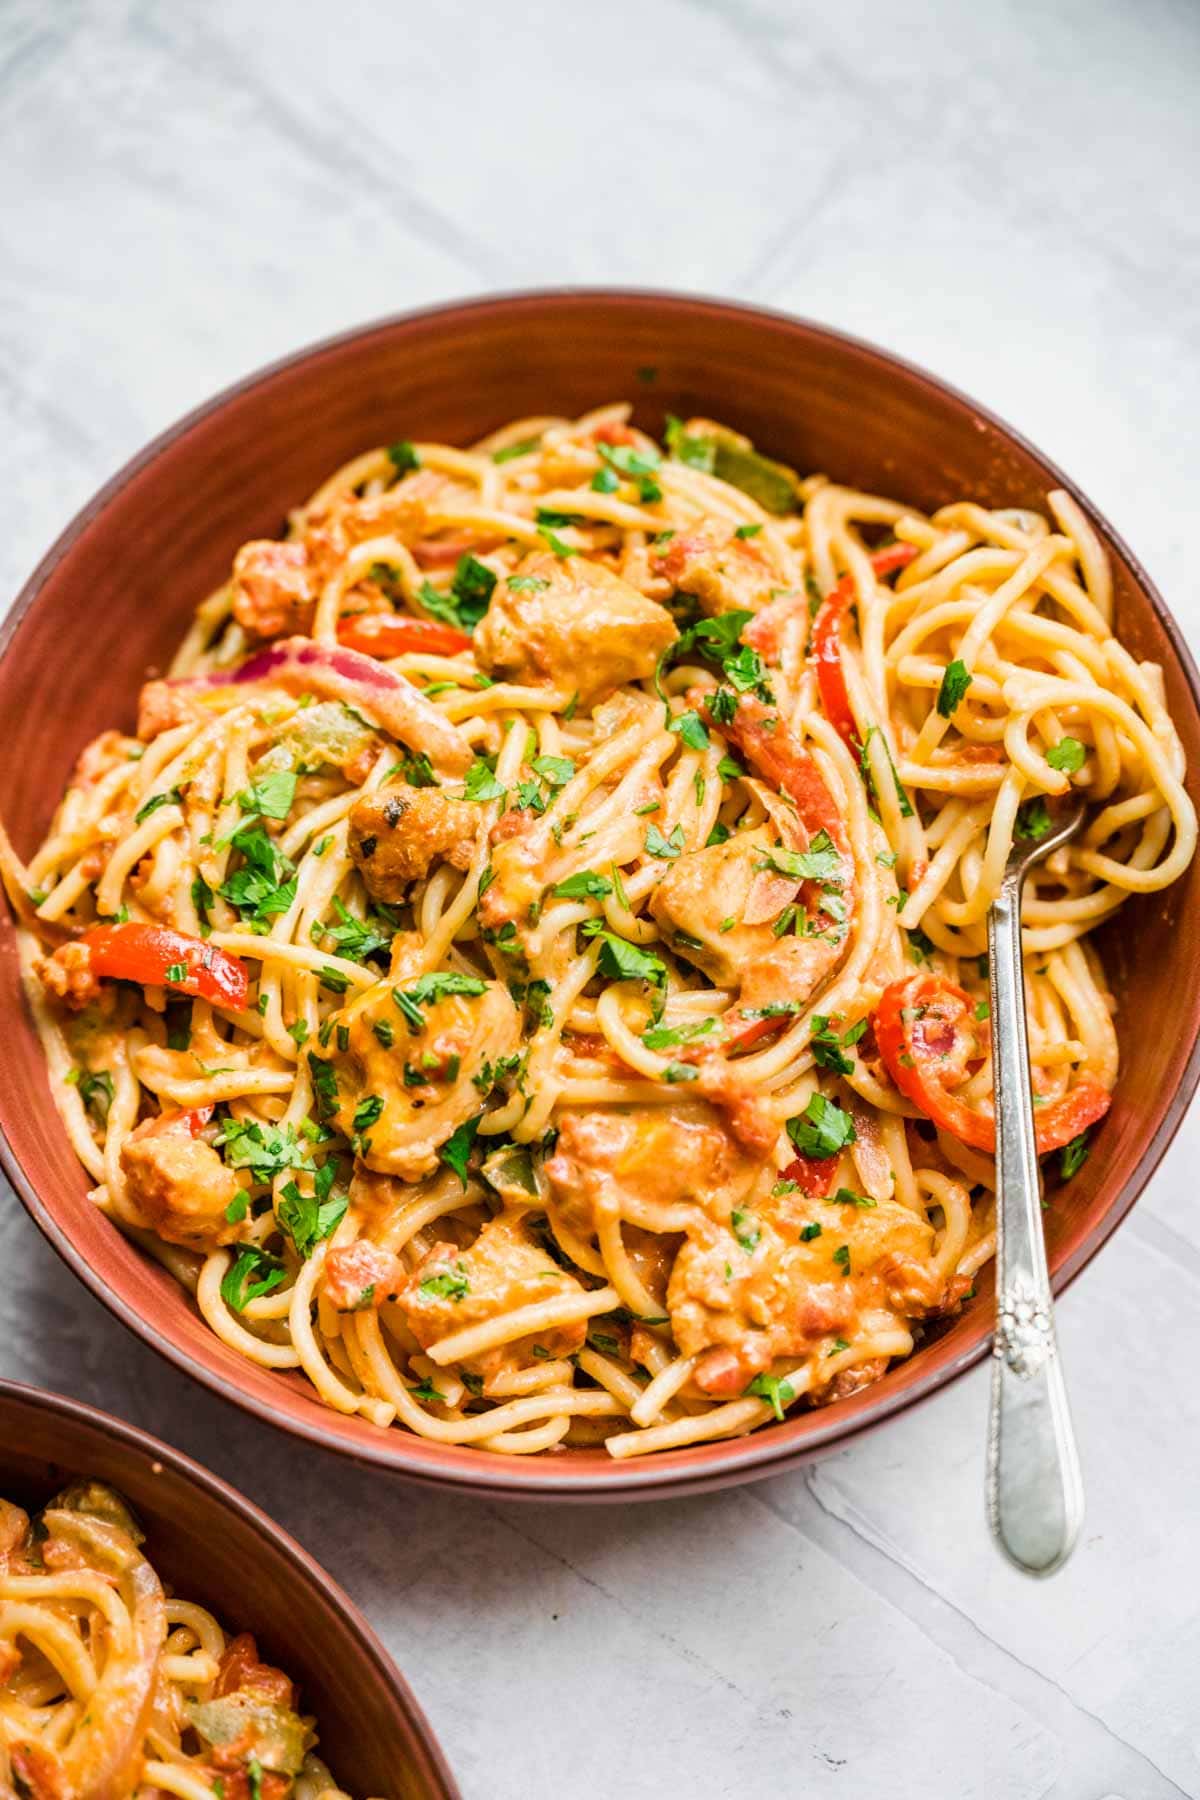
(2, 2, 1200, 1795)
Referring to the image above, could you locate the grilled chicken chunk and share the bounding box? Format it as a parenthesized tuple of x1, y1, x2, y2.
(397, 1208, 587, 1381)
(348, 782, 478, 901)
(474, 553, 677, 707)
(325, 972, 521, 1180)
(652, 524, 778, 616)
(120, 1110, 244, 1250)
(649, 827, 841, 1008)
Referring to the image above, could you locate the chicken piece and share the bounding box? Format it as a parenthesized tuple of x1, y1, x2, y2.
(347, 783, 478, 902)
(397, 1207, 586, 1379)
(669, 1186, 937, 1396)
(212, 1633, 295, 1708)
(810, 1356, 889, 1406)
(137, 680, 211, 742)
(38, 941, 104, 1012)
(649, 827, 843, 1016)
(650, 826, 780, 987)
(322, 1240, 406, 1311)
(230, 539, 316, 640)
(544, 1099, 766, 1242)
(120, 1110, 244, 1249)
(325, 973, 521, 1180)
(474, 552, 677, 707)
(652, 525, 777, 616)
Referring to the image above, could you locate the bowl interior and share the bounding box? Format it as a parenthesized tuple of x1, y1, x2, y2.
(2, 291, 1198, 1495)
(0, 1384, 455, 1797)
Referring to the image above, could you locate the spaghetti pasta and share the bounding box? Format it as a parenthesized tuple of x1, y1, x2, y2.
(2, 403, 1194, 1460)
(0, 1482, 364, 1798)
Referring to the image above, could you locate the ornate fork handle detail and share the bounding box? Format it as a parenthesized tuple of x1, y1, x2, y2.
(994, 1276, 1054, 1381)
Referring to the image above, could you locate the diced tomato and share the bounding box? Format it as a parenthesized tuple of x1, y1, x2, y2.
(323, 1241, 405, 1311)
(869, 543, 919, 578)
(592, 422, 636, 445)
(213, 1632, 295, 1709)
(780, 1152, 840, 1198)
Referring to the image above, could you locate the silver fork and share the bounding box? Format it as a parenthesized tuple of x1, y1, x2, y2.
(985, 799, 1088, 1576)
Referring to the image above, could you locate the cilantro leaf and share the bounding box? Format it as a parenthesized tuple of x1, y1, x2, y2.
(531, 754, 575, 787)
(219, 1118, 315, 1181)
(387, 440, 420, 474)
(493, 436, 541, 464)
(588, 929, 667, 987)
(936, 659, 973, 718)
(220, 1244, 287, 1313)
(134, 787, 182, 824)
(787, 1094, 857, 1160)
(322, 896, 392, 963)
(644, 822, 685, 860)
(439, 1115, 482, 1188)
(745, 1372, 795, 1420)
(762, 830, 840, 882)
(420, 1261, 470, 1300)
(1046, 736, 1086, 774)
(552, 870, 613, 901)
(278, 1175, 348, 1259)
(670, 710, 710, 751)
(463, 760, 506, 803)
(237, 771, 297, 821)
(1060, 1130, 1092, 1180)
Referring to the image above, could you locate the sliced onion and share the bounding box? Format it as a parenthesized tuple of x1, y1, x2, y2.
(175, 636, 472, 774)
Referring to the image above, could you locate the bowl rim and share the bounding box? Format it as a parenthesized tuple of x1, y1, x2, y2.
(3, 284, 1200, 1500)
(0, 1376, 461, 1796)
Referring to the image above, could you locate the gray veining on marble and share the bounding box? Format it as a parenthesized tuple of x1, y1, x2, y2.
(2, 2, 1199, 1795)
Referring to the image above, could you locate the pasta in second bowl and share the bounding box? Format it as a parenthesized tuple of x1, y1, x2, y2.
(2, 293, 1198, 1495)
(0, 1381, 458, 1797)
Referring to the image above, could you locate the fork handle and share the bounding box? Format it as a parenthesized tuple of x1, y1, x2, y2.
(985, 878, 1084, 1575)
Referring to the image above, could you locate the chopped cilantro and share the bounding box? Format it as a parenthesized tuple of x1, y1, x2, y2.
(787, 1094, 857, 1160)
(420, 1262, 470, 1301)
(1060, 1130, 1092, 1180)
(1046, 736, 1086, 774)
(220, 1245, 286, 1313)
(439, 1114, 482, 1187)
(134, 787, 182, 824)
(745, 1371, 795, 1420)
(644, 822, 685, 860)
(387, 440, 420, 474)
(553, 869, 613, 901)
(936, 659, 973, 717)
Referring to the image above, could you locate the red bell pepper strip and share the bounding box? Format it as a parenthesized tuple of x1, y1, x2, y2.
(336, 613, 472, 658)
(873, 972, 1110, 1155)
(810, 575, 859, 751)
(411, 532, 505, 569)
(869, 543, 919, 578)
(705, 692, 847, 852)
(723, 1014, 790, 1054)
(81, 923, 249, 1012)
(780, 1152, 839, 1198)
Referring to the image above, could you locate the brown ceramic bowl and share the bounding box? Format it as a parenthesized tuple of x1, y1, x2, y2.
(0, 1380, 458, 1797)
(2, 291, 1199, 1499)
